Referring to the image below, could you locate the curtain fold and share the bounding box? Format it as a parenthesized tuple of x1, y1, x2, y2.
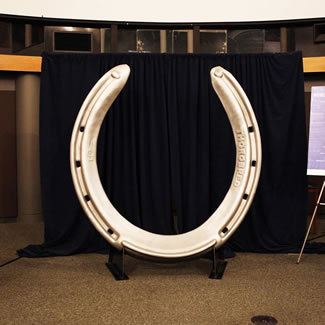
(18, 51, 311, 258)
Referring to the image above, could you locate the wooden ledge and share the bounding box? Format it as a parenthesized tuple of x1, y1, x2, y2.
(0, 54, 325, 73)
(0, 54, 42, 72)
(303, 56, 325, 73)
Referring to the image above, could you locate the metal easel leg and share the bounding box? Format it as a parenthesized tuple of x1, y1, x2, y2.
(297, 180, 325, 264)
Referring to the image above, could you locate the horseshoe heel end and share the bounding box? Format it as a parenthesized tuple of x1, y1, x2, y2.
(110, 64, 130, 83)
(211, 66, 225, 78)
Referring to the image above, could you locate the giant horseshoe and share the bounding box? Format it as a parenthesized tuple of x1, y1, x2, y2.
(70, 64, 262, 259)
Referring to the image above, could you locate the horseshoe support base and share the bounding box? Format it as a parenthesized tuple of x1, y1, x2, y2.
(209, 246, 228, 279)
(106, 246, 228, 280)
(106, 246, 129, 281)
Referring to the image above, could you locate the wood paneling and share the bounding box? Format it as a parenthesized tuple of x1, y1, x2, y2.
(303, 56, 325, 73)
(193, 25, 200, 53)
(110, 24, 118, 53)
(0, 54, 42, 72)
(0, 91, 17, 218)
(0, 54, 325, 73)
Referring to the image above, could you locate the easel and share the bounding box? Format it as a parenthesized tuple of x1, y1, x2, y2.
(297, 180, 325, 264)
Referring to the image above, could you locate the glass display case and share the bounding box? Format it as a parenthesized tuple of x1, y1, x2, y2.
(136, 29, 163, 53)
(200, 30, 227, 53)
(0, 18, 324, 56)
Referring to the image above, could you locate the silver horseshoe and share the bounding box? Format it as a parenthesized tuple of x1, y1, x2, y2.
(70, 64, 262, 259)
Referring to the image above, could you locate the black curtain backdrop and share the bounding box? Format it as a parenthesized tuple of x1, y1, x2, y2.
(18, 51, 312, 257)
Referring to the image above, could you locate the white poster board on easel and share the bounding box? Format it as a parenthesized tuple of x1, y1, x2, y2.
(298, 86, 325, 263)
(307, 86, 325, 176)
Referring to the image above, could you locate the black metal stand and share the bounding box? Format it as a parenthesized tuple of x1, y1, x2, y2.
(106, 246, 129, 281)
(106, 245, 228, 281)
(209, 246, 228, 279)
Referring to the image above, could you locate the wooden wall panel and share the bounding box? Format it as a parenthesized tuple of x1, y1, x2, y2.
(0, 91, 17, 218)
(0, 55, 325, 73)
(303, 56, 325, 73)
(0, 55, 42, 72)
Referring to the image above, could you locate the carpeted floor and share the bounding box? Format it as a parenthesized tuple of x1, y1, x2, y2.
(0, 222, 324, 325)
